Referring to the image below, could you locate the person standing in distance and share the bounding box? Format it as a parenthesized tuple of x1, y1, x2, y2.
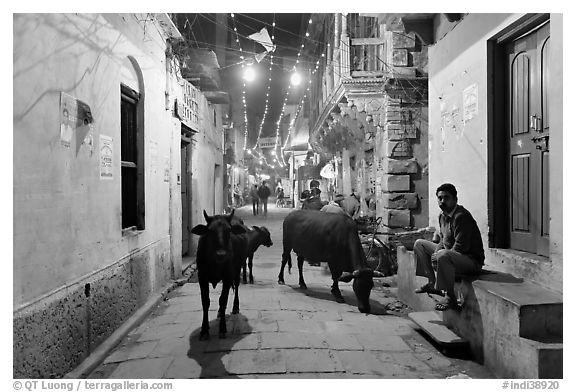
(257, 181, 271, 217)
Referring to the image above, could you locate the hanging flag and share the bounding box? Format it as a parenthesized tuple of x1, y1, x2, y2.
(248, 27, 276, 53)
(255, 51, 268, 63)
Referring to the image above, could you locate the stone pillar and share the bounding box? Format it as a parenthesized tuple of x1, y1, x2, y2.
(341, 148, 352, 195)
(378, 94, 423, 232)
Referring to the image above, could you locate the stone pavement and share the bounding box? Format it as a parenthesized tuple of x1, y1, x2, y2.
(87, 202, 494, 379)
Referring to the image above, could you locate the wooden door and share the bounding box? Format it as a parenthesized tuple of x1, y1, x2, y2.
(181, 141, 190, 256)
(507, 22, 550, 256)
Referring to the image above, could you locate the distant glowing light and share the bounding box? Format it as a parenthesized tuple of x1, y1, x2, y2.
(243, 66, 256, 82)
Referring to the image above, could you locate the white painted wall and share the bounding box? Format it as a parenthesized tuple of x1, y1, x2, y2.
(13, 14, 177, 308)
(428, 14, 562, 290)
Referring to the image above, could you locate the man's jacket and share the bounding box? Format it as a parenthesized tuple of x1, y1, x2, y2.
(437, 205, 485, 264)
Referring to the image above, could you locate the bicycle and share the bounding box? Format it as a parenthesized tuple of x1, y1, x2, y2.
(356, 216, 394, 275)
(276, 196, 286, 208)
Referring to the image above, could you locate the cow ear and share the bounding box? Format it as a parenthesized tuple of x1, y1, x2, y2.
(338, 272, 354, 283)
(231, 225, 246, 235)
(191, 224, 208, 236)
(252, 226, 262, 232)
(228, 209, 235, 221)
(203, 210, 212, 224)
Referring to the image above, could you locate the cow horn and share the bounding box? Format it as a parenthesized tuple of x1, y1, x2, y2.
(372, 270, 385, 278)
(203, 210, 211, 224)
(228, 209, 235, 221)
(352, 270, 360, 277)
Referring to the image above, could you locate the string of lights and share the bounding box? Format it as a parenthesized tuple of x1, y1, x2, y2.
(230, 13, 251, 152)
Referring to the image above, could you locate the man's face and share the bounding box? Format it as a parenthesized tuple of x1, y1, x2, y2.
(437, 190, 457, 213)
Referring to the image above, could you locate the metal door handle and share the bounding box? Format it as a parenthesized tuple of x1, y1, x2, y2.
(530, 115, 542, 133)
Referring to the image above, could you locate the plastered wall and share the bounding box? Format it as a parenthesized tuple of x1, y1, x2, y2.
(427, 14, 562, 291)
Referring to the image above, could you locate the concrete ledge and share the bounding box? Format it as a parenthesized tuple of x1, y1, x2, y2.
(396, 246, 563, 379)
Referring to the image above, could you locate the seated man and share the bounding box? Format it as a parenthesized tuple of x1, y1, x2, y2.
(340, 192, 361, 219)
(302, 187, 324, 211)
(413, 183, 484, 311)
(320, 193, 347, 215)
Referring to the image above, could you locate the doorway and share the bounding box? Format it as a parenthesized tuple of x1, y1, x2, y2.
(181, 137, 191, 256)
(490, 15, 550, 257)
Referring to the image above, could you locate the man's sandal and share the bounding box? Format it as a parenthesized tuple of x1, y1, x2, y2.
(435, 298, 459, 311)
(414, 283, 444, 296)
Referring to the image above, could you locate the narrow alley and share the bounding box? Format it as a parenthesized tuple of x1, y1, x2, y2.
(86, 203, 492, 379)
(13, 13, 563, 382)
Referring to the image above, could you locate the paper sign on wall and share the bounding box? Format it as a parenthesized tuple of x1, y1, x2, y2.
(100, 135, 113, 180)
(60, 92, 94, 153)
(463, 83, 478, 124)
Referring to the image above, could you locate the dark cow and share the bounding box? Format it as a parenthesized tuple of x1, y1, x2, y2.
(278, 209, 384, 313)
(191, 210, 247, 340)
(242, 226, 273, 284)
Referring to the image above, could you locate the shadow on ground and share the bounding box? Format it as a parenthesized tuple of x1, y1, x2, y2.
(186, 313, 253, 378)
(283, 282, 389, 316)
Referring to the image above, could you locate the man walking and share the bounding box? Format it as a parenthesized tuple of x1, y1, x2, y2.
(413, 183, 484, 311)
(250, 184, 259, 216)
(257, 181, 271, 217)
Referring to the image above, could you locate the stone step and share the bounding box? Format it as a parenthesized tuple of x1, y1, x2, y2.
(469, 272, 562, 342)
(408, 311, 468, 348)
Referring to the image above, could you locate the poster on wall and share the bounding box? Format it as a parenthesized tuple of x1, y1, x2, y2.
(164, 156, 170, 182)
(100, 135, 113, 180)
(463, 83, 478, 124)
(60, 92, 94, 152)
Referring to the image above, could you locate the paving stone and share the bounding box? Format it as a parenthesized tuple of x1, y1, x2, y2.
(204, 332, 261, 352)
(277, 318, 325, 333)
(137, 323, 193, 342)
(355, 333, 412, 351)
(147, 337, 190, 358)
(375, 351, 440, 378)
(162, 302, 203, 313)
(226, 349, 286, 375)
(414, 351, 456, 371)
(284, 349, 344, 373)
(259, 332, 325, 349)
(108, 357, 173, 379)
(323, 333, 363, 351)
(187, 352, 232, 378)
(173, 311, 203, 324)
(103, 341, 158, 364)
(336, 350, 392, 376)
(163, 356, 202, 379)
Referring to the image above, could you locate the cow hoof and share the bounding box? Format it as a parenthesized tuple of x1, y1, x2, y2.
(249, 278, 254, 284)
(299, 283, 308, 290)
(278, 279, 285, 285)
(217, 311, 225, 319)
(242, 279, 247, 284)
(334, 296, 345, 303)
(232, 308, 239, 314)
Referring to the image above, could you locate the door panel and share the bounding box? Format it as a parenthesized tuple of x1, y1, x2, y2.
(181, 142, 190, 256)
(507, 22, 549, 256)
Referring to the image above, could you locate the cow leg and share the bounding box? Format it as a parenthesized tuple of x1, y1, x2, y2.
(242, 258, 247, 284)
(248, 254, 254, 284)
(278, 252, 290, 285)
(217, 282, 231, 338)
(331, 280, 345, 303)
(297, 255, 307, 289)
(232, 275, 240, 314)
(199, 279, 211, 340)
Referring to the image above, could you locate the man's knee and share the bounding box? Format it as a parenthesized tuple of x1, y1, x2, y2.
(436, 249, 451, 263)
(414, 239, 426, 250)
